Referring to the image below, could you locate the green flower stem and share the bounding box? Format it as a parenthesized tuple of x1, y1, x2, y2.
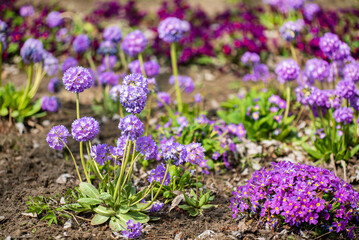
(76, 93, 80, 119)
(319, 109, 327, 136)
(196, 168, 199, 198)
(114, 139, 131, 203)
(119, 143, 138, 194)
(293, 106, 304, 127)
(355, 112, 358, 143)
(0, 42, 2, 87)
(29, 64, 46, 98)
(118, 101, 124, 118)
(80, 142, 91, 183)
(138, 53, 146, 77)
(60, 139, 82, 182)
(86, 142, 103, 181)
(76, 93, 91, 183)
(283, 83, 291, 124)
(138, 163, 170, 211)
(19, 62, 34, 110)
(170, 43, 183, 113)
(105, 54, 110, 71)
(86, 52, 98, 80)
(130, 182, 154, 207)
(119, 49, 128, 72)
(309, 107, 317, 131)
(290, 43, 298, 64)
(145, 93, 152, 136)
(332, 113, 336, 151)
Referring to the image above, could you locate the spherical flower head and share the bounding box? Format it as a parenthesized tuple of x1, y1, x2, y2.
(120, 30, 147, 57)
(90, 143, 109, 166)
(275, 59, 300, 83)
(319, 33, 340, 57)
(72, 34, 90, 54)
(41, 96, 60, 112)
(56, 28, 71, 44)
(227, 123, 246, 140)
(62, 66, 94, 93)
(185, 143, 205, 165)
(136, 136, 158, 160)
(0, 20, 7, 34)
(71, 116, 100, 142)
(101, 55, 117, 70)
(335, 79, 355, 99)
(109, 84, 122, 101)
(333, 107, 353, 124)
(158, 17, 183, 43)
(122, 73, 149, 93)
(304, 58, 330, 83)
(241, 52, 260, 66)
(194, 93, 202, 103)
(157, 92, 171, 107)
(295, 85, 317, 106)
(118, 115, 144, 141)
(349, 90, 359, 111)
(344, 62, 359, 83)
(148, 163, 171, 186)
(168, 75, 194, 93)
(304, 3, 320, 21)
(48, 78, 62, 93)
(122, 219, 142, 239)
(332, 41, 351, 61)
(44, 55, 59, 76)
(97, 40, 117, 55)
(20, 38, 44, 64)
(149, 202, 164, 212)
(327, 90, 342, 109)
(61, 57, 78, 73)
(98, 71, 120, 86)
(120, 85, 147, 114)
(279, 21, 300, 42)
(160, 140, 187, 165)
(46, 125, 70, 151)
(20, 5, 35, 17)
(130, 60, 161, 77)
(103, 25, 122, 43)
(46, 11, 63, 28)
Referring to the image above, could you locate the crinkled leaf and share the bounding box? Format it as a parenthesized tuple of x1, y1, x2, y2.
(78, 182, 100, 198)
(78, 198, 103, 206)
(109, 217, 127, 232)
(93, 206, 116, 217)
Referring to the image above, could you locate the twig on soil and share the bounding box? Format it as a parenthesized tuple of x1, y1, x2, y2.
(330, 154, 337, 176)
(62, 210, 80, 226)
(340, 160, 347, 182)
(313, 231, 331, 239)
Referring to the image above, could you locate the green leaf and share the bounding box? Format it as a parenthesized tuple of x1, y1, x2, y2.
(0, 107, 8, 116)
(116, 211, 149, 224)
(78, 182, 100, 198)
(93, 206, 116, 217)
(350, 144, 359, 157)
(109, 217, 127, 232)
(301, 143, 323, 159)
(178, 204, 193, 211)
(99, 192, 113, 202)
(183, 192, 198, 207)
(78, 198, 103, 206)
(91, 214, 109, 225)
(201, 204, 217, 210)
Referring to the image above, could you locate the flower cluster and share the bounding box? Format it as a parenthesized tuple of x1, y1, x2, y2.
(303, 58, 330, 84)
(20, 4, 35, 17)
(20, 38, 44, 64)
(48, 78, 62, 93)
(157, 92, 171, 107)
(44, 54, 59, 76)
(136, 136, 158, 160)
(90, 143, 111, 166)
(344, 62, 359, 83)
(148, 163, 170, 186)
(128, 60, 160, 77)
(41, 96, 60, 112)
(279, 20, 303, 42)
(158, 17, 183, 43)
(241, 52, 260, 66)
(62, 57, 78, 73)
(103, 25, 122, 43)
(168, 75, 194, 93)
(160, 139, 187, 166)
(121, 30, 147, 57)
(122, 219, 142, 239)
(97, 41, 117, 55)
(118, 115, 144, 141)
(73, 34, 91, 54)
(46, 125, 70, 151)
(46, 11, 63, 28)
(333, 107, 353, 125)
(62, 66, 94, 93)
(98, 71, 120, 86)
(71, 116, 100, 142)
(185, 143, 205, 165)
(275, 59, 300, 83)
(230, 161, 359, 238)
